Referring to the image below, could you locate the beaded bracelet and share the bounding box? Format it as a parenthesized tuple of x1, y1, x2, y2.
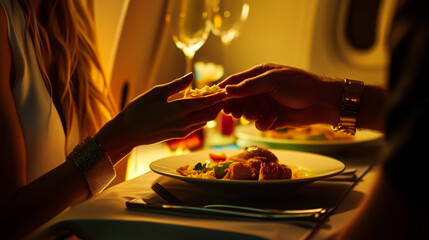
(67, 136, 116, 196)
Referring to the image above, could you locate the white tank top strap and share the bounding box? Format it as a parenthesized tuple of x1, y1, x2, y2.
(1, 0, 79, 182)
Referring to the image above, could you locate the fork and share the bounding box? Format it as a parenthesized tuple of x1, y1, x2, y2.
(322, 168, 357, 182)
(151, 182, 185, 205)
(151, 183, 326, 217)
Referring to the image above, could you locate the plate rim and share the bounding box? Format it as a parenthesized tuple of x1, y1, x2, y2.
(235, 124, 383, 146)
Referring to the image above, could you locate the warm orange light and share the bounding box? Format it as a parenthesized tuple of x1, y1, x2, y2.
(166, 142, 191, 156)
(240, 116, 250, 125)
(125, 143, 170, 180)
(213, 14, 222, 29)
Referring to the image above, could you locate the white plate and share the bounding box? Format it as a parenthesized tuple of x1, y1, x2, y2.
(150, 149, 345, 193)
(235, 124, 383, 153)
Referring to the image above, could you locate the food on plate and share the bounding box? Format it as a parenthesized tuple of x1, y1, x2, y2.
(184, 85, 225, 98)
(261, 124, 354, 141)
(176, 146, 312, 180)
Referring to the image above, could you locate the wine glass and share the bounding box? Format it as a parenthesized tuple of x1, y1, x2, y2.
(207, 0, 250, 45)
(165, 0, 211, 151)
(166, 0, 211, 79)
(206, 0, 249, 145)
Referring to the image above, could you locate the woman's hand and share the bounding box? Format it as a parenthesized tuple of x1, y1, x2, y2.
(96, 73, 225, 164)
(219, 63, 343, 131)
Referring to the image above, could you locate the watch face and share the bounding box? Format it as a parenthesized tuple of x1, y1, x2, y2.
(343, 79, 365, 103)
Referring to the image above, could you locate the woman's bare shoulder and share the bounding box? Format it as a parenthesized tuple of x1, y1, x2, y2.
(0, 2, 8, 35)
(0, 3, 12, 90)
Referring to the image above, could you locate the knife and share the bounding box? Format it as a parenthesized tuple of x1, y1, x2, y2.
(126, 198, 326, 220)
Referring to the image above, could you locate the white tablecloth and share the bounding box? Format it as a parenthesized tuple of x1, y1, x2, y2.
(29, 145, 380, 240)
(30, 172, 377, 239)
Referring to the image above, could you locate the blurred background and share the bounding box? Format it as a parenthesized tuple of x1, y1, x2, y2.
(93, 0, 397, 181)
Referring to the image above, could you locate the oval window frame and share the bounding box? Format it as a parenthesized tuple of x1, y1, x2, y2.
(336, 0, 397, 69)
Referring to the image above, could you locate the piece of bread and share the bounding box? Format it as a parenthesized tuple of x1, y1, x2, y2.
(184, 85, 225, 98)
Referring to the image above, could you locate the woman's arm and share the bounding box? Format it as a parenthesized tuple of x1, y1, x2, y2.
(0, 7, 89, 237)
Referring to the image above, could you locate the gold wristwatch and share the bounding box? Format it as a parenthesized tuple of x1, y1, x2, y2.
(333, 79, 365, 135)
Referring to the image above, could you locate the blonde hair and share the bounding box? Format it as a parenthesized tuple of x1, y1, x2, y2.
(18, 0, 117, 143)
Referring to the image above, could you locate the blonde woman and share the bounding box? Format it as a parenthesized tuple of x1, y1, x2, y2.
(0, 0, 225, 238)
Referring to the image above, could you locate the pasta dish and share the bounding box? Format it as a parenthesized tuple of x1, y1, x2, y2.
(176, 146, 312, 180)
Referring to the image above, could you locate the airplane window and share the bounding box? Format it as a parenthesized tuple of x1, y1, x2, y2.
(346, 0, 381, 50)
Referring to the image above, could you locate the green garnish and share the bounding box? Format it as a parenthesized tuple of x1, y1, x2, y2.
(193, 162, 207, 171)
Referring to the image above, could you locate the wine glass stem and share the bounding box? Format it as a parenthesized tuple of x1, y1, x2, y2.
(186, 55, 195, 88)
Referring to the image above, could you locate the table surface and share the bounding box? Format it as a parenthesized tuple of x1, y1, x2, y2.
(29, 141, 382, 240)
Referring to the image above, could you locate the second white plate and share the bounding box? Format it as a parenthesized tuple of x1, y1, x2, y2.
(235, 124, 383, 154)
